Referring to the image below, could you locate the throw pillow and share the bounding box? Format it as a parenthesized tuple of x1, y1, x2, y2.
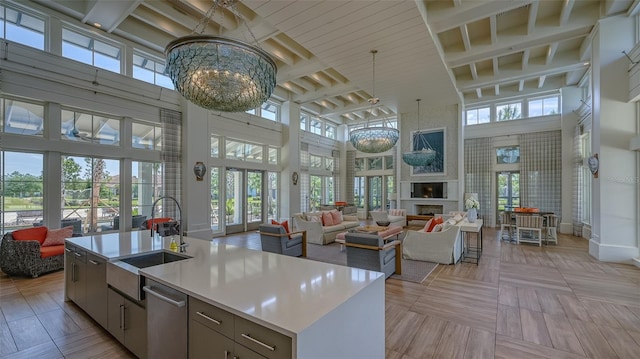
(42, 226, 74, 247)
(422, 219, 433, 232)
(427, 217, 443, 232)
(271, 219, 290, 234)
(453, 214, 463, 223)
(330, 209, 342, 224)
(432, 223, 444, 232)
(390, 209, 402, 216)
(322, 211, 334, 226)
(305, 212, 322, 223)
(12, 226, 48, 245)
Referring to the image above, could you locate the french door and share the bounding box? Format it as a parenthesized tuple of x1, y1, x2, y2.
(497, 171, 520, 215)
(225, 168, 264, 234)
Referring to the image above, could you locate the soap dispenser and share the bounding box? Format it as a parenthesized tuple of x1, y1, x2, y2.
(169, 237, 178, 252)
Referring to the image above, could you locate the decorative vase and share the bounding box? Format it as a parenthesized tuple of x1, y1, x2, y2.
(467, 208, 477, 223)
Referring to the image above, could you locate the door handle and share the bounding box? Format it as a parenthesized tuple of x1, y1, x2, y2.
(119, 304, 125, 330)
(241, 333, 276, 351)
(142, 286, 185, 307)
(196, 311, 221, 325)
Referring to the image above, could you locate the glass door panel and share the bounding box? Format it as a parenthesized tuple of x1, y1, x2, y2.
(368, 176, 382, 215)
(246, 170, 263, 231)
(497, 172, 520, 214)
(210, 167, 222, 233)
(225, 168, 244, 234)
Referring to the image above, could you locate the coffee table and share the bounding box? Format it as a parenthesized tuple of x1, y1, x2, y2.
(335, 226, 403, 251)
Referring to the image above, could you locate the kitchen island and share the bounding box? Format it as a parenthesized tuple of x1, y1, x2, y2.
(65, 232, 385, 358)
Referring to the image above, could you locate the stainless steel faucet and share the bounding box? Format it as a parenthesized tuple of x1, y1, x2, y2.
(150, 196, 187, 252)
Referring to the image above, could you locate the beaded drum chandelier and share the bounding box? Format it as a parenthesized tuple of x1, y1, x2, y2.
(402, 99, 436, 166)
(164, 0, 277, 112)
(349, 50, 399, 153)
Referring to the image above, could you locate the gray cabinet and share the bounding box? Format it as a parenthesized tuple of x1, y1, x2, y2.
(189, 297, 290, 359)
(107, 287, 147, 358)
(64, 243, 86, 310)
(85, 253, 108, 328)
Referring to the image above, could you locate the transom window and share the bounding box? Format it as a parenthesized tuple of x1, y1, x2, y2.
(61, 109, 120, 146)
(132, 121, 162, 150)
(62, 27, 121, 73)
(0, 5, 45, 50)
(133, 52, 174, 90)
(225, 139, 263, 163)
(528, 96, 559, 117)
(309, 118, 322, 135)
(2, 98, 44, 136)
(325, 123, 336, 139)
(465, 107, 490, 125)
(496, 102, 522, 121)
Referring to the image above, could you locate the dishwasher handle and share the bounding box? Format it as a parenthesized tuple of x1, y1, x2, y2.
(143, 285, 186, 307)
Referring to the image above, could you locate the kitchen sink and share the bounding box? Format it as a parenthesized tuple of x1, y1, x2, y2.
(107, 251, 192, 301)
(119, 251, 190, 268)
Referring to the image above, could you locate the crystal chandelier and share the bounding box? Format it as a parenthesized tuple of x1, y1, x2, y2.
(349, 50, 399, 153)
(402, 99, 436, 166)
(165, 0, 277, 112)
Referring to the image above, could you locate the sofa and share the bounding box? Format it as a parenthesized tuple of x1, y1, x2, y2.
(369, 209, 406, 227)
(402, 213, 467, 264)
(0, 226, 71, 277)
(292, 210, 359, 245)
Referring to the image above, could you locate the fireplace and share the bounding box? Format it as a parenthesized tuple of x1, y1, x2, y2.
(415, 204, 443, 216)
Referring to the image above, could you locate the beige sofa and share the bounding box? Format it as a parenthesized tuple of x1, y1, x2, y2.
(402, 213, 468, 264)
(369, 209, 406, 227)
(292, 211, 359, 245)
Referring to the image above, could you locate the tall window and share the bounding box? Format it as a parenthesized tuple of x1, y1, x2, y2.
(2, 98, 44, 136)
(309, 175, 322, 210)
(62, 156, 120, 234)
(131, 161, 161, 231)
(210, 167, 221, 231)
(62, 28, 121, 73)
(260, 102, 279, 121)
(1, 151, 44, 233)
(267, 172, 278, 221)
(496, 102, 522, 121)
(133, 52, 174, 89)
(580, 133, 592, 224)
(528, 96, 559, 117)
(1, 5, 45, 50)
(61, 109, 120, 146)
(300, 113, 308, 131)
(465, 107, 490, 125)
(354, 176, 365, 208)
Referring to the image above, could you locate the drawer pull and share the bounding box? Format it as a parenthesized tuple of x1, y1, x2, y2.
(65, 248, 72, 253)
(142, 286, 186, 307)
(241, 333, 275, 351)
(74, 252, 82, 257)
(89, 259, 99, 265)
(196, 311, 221, 325)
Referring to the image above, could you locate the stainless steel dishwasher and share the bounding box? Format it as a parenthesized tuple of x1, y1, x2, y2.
(143, 278, 188, 358)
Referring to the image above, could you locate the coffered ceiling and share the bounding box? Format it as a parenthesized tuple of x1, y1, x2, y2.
(31, 0, 640, 124)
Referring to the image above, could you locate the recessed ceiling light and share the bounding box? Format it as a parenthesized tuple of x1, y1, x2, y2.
(93, 22, 102, 28)
(583, 62, 590, 66)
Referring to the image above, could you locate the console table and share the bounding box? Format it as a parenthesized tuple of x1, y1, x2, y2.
(405, 214, 434, 226)
(459, 219, 483, 265)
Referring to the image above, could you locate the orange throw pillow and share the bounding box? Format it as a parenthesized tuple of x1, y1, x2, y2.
(12, 226, 48, 245)
(42, 226, 74, 247)
(330, 209, 342, 225)
(271, 219, 290, 233)
(427, 217, 443, 232)
(422, 219, 433, 232)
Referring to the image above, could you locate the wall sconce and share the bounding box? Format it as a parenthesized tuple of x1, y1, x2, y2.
(292, 171, 299, 186)
(588, 153, 599, 178)
(193, 162, 206, 181)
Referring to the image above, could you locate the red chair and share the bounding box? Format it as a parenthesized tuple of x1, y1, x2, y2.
(141, 217, 173, 230)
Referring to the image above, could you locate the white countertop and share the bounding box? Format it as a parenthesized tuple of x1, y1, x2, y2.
(67, 232, 384, 337)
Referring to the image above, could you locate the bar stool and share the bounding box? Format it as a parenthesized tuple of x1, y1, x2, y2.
(544, 214, 558, 245)
(516, 215, 543, 247)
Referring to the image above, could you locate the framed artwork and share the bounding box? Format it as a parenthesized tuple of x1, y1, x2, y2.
(496, 146, 520, 164)
(411, 128, 446, 176)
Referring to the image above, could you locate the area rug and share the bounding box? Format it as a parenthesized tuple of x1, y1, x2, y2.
(306, 242, 438, 284)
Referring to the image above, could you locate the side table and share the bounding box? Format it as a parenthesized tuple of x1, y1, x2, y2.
(459, 219, 483, 265)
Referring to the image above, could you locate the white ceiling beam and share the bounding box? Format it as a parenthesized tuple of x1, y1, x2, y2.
(476, 88, 483, 98)
(290, 78, 317, 92)
(427, 0, 536, 33)
(260, 40, 295, 66)
(129, 8, 190, 38)
(470, 63, 478, 79)
(494, 84, 500, 96)
(309, 72, 334, 88)
(546, 43, 559, 65)
(518, 80, 525, 91)
(323, 68, 348, 85)
(490, 15, 497, 44)
(280, 81, 306, 96)
(113, 17, 175, 53)
(293, 83, 360, 104)
(82, 0, 141, 32)
(522, 49, 531, 70)
(527, 1, 539, 35)
(457, 54, 588, 90)
(566, 69, 587, 86)
(181, 0, 238, 32)
(271, 33, 313, 60)
(446, 15, 595, 67)
(493, 58, 500, 76)
(460, 25, 471, 51)
(628, 0, 640, 16)
(559, 0, 576, 26)
(142, 1, 215, 34)
(538, 75, 546, 88)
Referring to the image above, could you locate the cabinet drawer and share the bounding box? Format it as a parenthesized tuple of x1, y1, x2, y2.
(189, 297, 234, 339)
(235, 316, 291, 359)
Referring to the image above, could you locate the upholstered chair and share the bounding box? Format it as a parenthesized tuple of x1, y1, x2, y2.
(344, 232, 400, 279)
(259, 224, 305, 257)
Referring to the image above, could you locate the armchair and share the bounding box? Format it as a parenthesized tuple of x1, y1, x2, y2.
(369, 209, 406, 227)
(258, 224, 306, 257)
(402, 226, 461, 264)
(344, 232, 401, 279)
(0, 227, 66, 278)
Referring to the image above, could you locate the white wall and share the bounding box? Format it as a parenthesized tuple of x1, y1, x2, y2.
(590, 16, 639, 263)
(560, 87, 581, 234)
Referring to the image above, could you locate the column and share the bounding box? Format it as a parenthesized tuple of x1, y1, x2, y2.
(280, 101, 301, 219)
